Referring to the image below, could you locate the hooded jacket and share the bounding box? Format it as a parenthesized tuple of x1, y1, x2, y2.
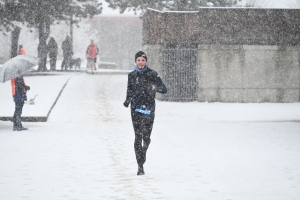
(62, 37, 72, 57)
(48, 38, 58, 57)
(125, 66, 167, 114)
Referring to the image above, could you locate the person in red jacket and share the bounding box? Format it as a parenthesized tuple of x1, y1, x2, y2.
(11, 74, 30, 131)
(86, 40, 99, 72)
(18, 45, 26, 55)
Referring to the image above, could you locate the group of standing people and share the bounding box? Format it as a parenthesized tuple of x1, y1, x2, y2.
(48, 36, 72, 71)
(17, 37, 99, 72)
(18, 36, 70, 71)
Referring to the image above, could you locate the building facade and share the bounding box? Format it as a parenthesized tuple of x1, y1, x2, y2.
(143, 8, 300, 102)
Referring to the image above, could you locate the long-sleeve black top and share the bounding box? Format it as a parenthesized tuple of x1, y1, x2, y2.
(125, 66, 167, 113)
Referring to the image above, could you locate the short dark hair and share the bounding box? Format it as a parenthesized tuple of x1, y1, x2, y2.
(135, 51, 147, 61)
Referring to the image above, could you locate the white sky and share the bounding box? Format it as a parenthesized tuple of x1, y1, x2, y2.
(99, 0, 296, 16)
(265, 0, 292, 8)
(100, 0, 138, 16)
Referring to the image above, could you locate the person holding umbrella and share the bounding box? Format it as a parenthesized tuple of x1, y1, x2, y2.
(0, 55, 38, 131)
(11, 73, 30, 131)
(123, 51, 167, 175)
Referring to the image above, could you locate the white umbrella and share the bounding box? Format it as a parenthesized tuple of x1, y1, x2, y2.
(0, 55, 38, 83)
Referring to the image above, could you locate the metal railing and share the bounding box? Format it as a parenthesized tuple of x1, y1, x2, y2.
(161, 49, 198, 101)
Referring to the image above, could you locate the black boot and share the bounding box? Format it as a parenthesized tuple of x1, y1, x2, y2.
(17, 122, 28, 131)
(13, 125, 22, 131)
(21, 127, 28, 130)
(137, 165, 145, 176)
(20, 122, 28, 130)
(142, 152, 146, 165)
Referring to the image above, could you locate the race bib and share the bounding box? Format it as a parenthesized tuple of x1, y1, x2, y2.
(135, 108, 151, 115)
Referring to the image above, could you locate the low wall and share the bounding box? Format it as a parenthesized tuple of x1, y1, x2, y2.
(198, 45, 300, 102)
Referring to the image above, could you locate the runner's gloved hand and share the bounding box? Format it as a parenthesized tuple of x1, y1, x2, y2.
(25, 86, 30, 91)
(123, 100, 130, 108)
(147, 85, 156, 97)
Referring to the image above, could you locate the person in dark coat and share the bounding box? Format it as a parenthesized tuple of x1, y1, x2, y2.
(60, 36, 72, 71)
(123, 51, 167, 175)
(11, 74, 30, 131)
(48, 37, 58, 71)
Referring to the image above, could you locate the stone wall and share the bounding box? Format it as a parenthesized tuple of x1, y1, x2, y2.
(198, 45, 300, 102)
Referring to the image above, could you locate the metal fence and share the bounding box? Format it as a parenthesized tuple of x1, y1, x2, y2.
(161, 49, 198, 101)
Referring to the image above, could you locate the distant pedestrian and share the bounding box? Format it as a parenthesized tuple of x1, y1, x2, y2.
(48, 37, 58, 71)
(11, 74, 30, 131)
(86, 39, 99, 72)
(18, 45, 26, 55)
(61, 36, 72, 71)
(123, 51, 167, 175)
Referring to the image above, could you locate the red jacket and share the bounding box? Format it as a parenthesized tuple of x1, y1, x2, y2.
(19, 48, 26, 55)
(86, 44, 99, 58)
(11, 77, 28, 102)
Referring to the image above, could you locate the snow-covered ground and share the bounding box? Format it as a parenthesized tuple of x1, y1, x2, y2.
(0, 73, 74, 117)
(0, 72, 300, 199)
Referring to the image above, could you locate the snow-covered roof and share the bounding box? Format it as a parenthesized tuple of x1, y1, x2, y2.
(143, 7, 300, 46)
(146, 7, 300, 14)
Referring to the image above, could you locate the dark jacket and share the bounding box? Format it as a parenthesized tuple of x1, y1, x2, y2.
(62, 37, 72, 57)
(11, 77, 28, 102)
(125, 66, 167, 113)
(48, 38, 58, 58)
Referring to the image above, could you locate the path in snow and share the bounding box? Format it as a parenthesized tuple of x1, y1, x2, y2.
(0, 73, 300, 200)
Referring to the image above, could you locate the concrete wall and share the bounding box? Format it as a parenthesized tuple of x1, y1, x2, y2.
(198, 45, 300, 102)
(144, 43, 300, 103)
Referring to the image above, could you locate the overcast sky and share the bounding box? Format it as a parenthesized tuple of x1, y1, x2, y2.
(271, 0, 292, 8)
